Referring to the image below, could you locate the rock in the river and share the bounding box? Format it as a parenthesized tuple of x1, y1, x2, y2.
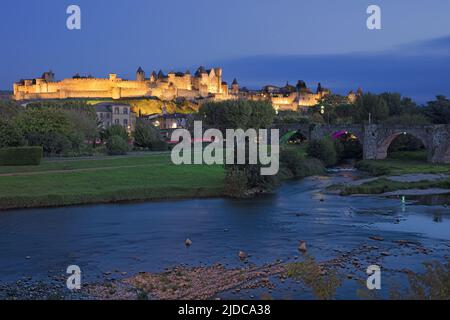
(238, 251, 248, 260)
(298, 241, 307, 253)
(369, 236, 384, 241)
(185, 239, 193, 247)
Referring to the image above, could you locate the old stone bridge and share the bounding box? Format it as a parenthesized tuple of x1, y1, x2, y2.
(276, 124, 450, 164)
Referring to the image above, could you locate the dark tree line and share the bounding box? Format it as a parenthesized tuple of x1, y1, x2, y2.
(300, 93, 450, 125)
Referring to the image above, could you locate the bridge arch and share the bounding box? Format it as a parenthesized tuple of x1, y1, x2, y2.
(274, 123, 450, 164)
(443, 144, 450, 163)
(280, 130, 308, 145)
(375, 130, 430, 160)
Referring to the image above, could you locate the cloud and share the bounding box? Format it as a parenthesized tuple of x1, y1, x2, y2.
(214, 35, 450, 104)
(397, 35, 450, 55)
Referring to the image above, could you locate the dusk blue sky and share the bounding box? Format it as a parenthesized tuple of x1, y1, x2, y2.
(1, 0, 450, 102)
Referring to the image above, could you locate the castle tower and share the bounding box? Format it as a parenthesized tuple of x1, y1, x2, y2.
(231, 78, 239, 95)
(136, 67, 145, 82)
(157, 70, 166, 81)
(317, 82, 323, 94)
(42, 71, 55, 82)
(296, 80, 307, 92)
(150, 71, 157, 82)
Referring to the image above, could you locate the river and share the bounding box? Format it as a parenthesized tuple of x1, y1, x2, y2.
(0, 170, 449, 299)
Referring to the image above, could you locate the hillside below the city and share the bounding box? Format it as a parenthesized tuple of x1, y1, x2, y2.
(86, 97, 199, 115)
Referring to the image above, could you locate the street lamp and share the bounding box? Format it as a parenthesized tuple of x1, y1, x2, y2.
(320, 105, 325, 115)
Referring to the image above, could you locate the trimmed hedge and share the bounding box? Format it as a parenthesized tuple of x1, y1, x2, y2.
(0, 146, 43, 166)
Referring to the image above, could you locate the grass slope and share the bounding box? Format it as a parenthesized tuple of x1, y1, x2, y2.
(0, 153, 224, 210)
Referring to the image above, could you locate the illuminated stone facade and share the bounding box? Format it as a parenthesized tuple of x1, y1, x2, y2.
(237, 81, 361, 111)
(13, 67, 231, 101)
(261, 81, 359, 111)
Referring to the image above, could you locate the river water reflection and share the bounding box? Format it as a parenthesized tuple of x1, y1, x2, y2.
(0, 171, 449, 298)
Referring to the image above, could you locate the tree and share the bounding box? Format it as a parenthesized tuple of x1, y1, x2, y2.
(0, 119, 24, 148)
(334, 104, 357, 124)
(104, 124, 129, 141)
(13, 107, 98, 155)
(423, 95, 450, 124)
(320, 94, 350, 108)
(355, 93, 389, 123)
(199, 100, 275, 131)
(311, 113, 325, 124)
(199, 100, 277, 197)
(62, 109, 99, 142)
(133, 121, 164, 149)
(274, 110, 310, 124)
(306, 138, 337, 167)
(14, 108, 72, 136)
(0, 99, 24, 119)
(383, 113, 430, 126)
(379, 92, 419, 116)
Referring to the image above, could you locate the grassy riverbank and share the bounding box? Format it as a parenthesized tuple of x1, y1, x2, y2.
(338, 151, 450, 195)
(340, 177, 450, 196)
(356, 151, 450, 176)
(0, 153, 225, 210)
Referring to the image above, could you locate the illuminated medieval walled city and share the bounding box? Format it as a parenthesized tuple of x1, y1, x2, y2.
(13, 67, 361, 111)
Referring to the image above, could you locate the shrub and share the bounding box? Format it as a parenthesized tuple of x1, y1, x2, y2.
(280, 147, 304, 176)
(279, 148, 325, 179)
(224, 165, 249, 198)
(0, 119, 24, 148)
(0, 146, 43, 166)
(133, 121, 168, 151)
(151, 140, 169, 151)
(26, 132, 72, 155)
(306, 139, 337, 167)
(106, 135, 129, 155)
(104, 125, 129, 141)
(295, 158, 326, 178)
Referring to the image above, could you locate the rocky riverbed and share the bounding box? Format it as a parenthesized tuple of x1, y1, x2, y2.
(1, 238, 448, 300)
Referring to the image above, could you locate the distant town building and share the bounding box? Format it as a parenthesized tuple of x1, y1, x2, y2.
(241, 81, 361, 111)
(146, 113, 190, 130)
(94, 102, 136, 133)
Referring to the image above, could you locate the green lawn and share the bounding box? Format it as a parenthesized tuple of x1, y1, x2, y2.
(0, 153, 225, 210)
